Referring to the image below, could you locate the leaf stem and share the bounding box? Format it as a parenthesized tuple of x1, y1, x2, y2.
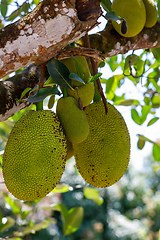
(36, 100, 43, 110)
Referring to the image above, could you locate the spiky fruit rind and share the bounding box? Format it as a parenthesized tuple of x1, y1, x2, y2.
(67, 82, 94, 107)
(73, 102, 130, 188)
(2, 110, 67, 201)
(56, 97, 89, 144)
(112, 0, 146, 37)
(142, 0, 157, 28)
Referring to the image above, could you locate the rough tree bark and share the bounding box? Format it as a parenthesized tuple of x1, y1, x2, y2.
(0, 0, 101, 79)
(0, 0, 160, 121)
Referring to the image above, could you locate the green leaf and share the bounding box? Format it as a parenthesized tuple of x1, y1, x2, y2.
(147, 117, 159, 126)
(114, 99, 140, 106)
(20, 87, 32, 100)
(42, 204, 68, 223)
(1, 0, 8, 18)
(74, 58, 84, 80)
(44, 76, 56, 86)
(63, 207, 84, 236)
(152, 164, 160, 172)
(131, 109, 141, 125)
(124, 54, 140, 70)
(69, 73, 85, 84)
(100, 0, 112, 12)
(33, 0, 40, 5)
(104, 75, 124, 100)
(98, 61, 105, 68)
(7, 8, 21, 21)
(22, 220, 50, 236)
(153, 144, 160, 162)
(137, 139, 145, 150)
(87, 73, 102, 83)
(159, 229, 160, 240)
(84, 187, 103, 205)
(48, 95, 55, 109)
(137, 134, 155, 145)
(141, 105, 151, 123)
(104, 11, 122, 22)
(52, 184, 70, 193)
(27, 87, 60, 102)
(152, 48, 160, 62)
(0, 216, 15, 233)
(21, 2, 30, 13)
(3, 193, 22, 215)
(131, 105, 151, 125)
(47, 59, 72, 89)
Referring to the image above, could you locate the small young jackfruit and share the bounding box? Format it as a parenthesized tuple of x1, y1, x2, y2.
(142, 0, 157, 28)
(62, 56, 91, 83)
(62, 56, 94, 106)
(112, 0, 146, 37)
(2, 110, 67, 201)
(73, 101, 130, 188)
(67, 82, 94, 107)
(56, 97, 89, 144)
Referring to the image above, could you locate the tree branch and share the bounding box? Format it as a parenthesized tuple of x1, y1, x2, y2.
(87, 21, 160, 57)
(0, 0, 101, 79)
(0, 65, 41, 121)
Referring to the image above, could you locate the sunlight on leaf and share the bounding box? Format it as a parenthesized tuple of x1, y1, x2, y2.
(63, 207, 84, 236)
(84, 187, 103, 205)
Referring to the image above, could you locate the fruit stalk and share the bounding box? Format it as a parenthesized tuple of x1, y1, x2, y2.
(85, 33, 108, 114)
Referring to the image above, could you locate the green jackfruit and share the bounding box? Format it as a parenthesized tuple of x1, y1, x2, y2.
(2, 110, 67, 201)
(62, 56, 94, 106)
(73, 101, 130, 188)
(66, 140, 74, 160)
(112, 0, 146, 37)
(142, 0, 157, 28)
(67, 82, 94, 107)
(62, 56, 91, 84)
(56, 97, 89, 144)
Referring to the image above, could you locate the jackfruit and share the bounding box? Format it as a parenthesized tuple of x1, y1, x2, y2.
(112, 0, 146, 37)
(67, 83, 94, 107)
(56, 96, 89, 144)
(2, 110, 67, 201)
(62, 56, 91, 83)
(62, 56, 94, 106)
(66, 140, 74, 160)
(73, 101, 130, 188)
(142, 0, 157, 28)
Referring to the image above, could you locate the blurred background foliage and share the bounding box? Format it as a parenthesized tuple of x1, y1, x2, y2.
(1, 0, 160, 239)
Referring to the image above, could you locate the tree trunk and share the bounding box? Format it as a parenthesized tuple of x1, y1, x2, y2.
(0, 0, 101, 79)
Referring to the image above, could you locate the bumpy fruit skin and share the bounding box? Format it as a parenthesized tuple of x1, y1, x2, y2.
(112, 0, 146, 37)
(73, 101, 130, 188)
(56, 97, 89, 144)
(2, 110, 67, 201)
(142, 0, 157, 28)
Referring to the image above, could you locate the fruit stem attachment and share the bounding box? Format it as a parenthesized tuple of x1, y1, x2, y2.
(36, 100, 43, 111)
(75, 87, 83, 110)
(39, 64, 46, 88)
(62, 87, 68, 98)
(85, 33, 108, 114)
